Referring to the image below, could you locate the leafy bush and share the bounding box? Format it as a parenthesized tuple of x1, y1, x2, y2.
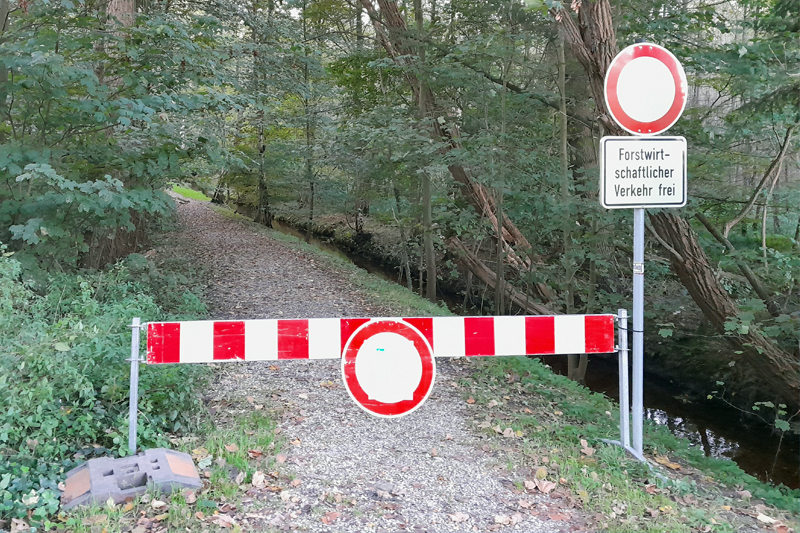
(0, 247, 209, 524)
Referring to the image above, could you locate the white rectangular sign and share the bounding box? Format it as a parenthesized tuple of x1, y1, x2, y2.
(600, 136, 687, 209)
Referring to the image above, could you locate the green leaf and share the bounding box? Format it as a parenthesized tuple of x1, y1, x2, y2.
(54, 343, 71, 352)
(658, 328, 673, 338)
(774, 420, 790, 432)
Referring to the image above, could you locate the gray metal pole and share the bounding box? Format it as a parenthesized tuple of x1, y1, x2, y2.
(618, 309, 630, 448)
(128, 317, 141, 455)
(632, 208, 645, 456)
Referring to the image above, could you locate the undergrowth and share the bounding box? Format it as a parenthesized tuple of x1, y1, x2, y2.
(0, 243, 209, 526)
(468, 356, 799, 532)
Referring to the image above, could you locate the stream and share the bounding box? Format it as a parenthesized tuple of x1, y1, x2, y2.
(271, 219, 799, 489)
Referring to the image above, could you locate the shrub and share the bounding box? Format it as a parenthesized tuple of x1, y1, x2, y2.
(0, 247, 209, 524)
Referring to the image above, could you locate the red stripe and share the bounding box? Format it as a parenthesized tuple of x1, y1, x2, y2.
(403, 318, 433, 348)
(340, 318, 370, 353)
(278, 320, 309, 359)
(464, 317, 494, 357)
(584, 315, 615, 353)
(525, 316, 554, 355)
(213, 321, 245, 360)
(147, 322, 180, 364)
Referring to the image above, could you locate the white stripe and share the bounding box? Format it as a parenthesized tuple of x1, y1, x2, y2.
(308, 318, 341, 359)
(432, 317, 465, 357)
(493, 316, 526, 356)
(554, 315, 586, 354)
(244, 320, 278, 361)
(179, 321, 214, 363)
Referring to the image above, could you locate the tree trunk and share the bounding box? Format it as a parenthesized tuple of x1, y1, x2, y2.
(555, 0, 799, 410)
(361, 0, 552, 304)
(651, 212, 799, 409)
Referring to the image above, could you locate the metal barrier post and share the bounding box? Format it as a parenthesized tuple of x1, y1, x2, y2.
(618, 309, 630, 448)
(128, 318, 142, 455)
(632, 208, 645, 456)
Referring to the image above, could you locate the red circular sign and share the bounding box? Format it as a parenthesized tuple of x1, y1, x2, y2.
(341, 319, 435, 418)
(604, 43, 687, 135)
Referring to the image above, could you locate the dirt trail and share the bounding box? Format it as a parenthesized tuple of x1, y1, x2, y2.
(167, 200, 585, 532)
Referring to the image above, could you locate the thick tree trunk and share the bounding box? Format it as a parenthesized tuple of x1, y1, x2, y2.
(450, 237, 553, 316)
(361, 0, 552, 304)
(650, 213, 798, 409)
(555, 0, 799, 410)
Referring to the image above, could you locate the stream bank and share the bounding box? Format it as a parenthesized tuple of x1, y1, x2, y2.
(261, 209, 799, 489)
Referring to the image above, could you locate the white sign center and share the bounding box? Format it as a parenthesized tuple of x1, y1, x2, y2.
(600, 136, 687, 209)
(617, 57, 675, 123)
(354, 332, 422, 403)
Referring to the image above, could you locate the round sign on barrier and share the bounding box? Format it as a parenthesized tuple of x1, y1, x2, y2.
(604, 43, 687, 136)
(341, 319, 435, 418)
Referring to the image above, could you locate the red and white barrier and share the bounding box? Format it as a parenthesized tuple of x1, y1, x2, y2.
(146, 315, 615, 364)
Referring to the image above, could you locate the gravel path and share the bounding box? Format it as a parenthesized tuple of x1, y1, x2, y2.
(167, 199, 582, 533)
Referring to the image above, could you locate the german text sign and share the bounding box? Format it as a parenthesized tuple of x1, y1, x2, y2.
(600, 136, 687, 209)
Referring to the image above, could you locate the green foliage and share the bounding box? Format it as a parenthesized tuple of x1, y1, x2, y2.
(0, 249, 208, 525)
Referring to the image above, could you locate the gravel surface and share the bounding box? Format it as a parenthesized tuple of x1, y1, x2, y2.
(166, 199, 583, 532)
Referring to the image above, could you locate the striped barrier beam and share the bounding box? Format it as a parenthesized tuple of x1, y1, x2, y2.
(146, 315, 616, 364)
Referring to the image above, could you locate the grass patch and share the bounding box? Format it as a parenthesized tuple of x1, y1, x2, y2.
(172, 184, 211, 201)
(467, 356, 799, 532)
(60, 411, 283, 532)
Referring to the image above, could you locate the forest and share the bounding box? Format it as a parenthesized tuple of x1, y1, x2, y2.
(0, 0, 798, 527)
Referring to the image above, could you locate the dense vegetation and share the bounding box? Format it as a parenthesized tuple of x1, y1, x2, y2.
(0, 0, 797, 525)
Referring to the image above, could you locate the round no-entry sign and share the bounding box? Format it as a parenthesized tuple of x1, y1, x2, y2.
(341, 319, 435, 418)
(604, 43, 687, 136)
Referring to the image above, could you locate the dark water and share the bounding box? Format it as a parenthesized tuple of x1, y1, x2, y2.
(270, 220, 800, 489)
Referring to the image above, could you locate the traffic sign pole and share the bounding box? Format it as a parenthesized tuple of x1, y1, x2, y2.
(632, 209, 645, 457)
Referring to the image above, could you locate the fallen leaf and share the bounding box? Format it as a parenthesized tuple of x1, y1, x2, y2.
(735, 490, 752, 499)
(548, 513, 569, 521)
(534, 478, 557, 494)
(122, 502, 135, 512)
(225, 443, 239, 453)
(276, 454, 288, 463)
(248, 449, 263, 458)
(269, 365, 279, 371)
(645, 485, 659, 494)
(580, 439, 595, 456)
(191, 447, 209, 460)
(503, 428, 515, 438)
(523, 408, 532, 414)
(184, 490, 197, 504)
(776, 524, 790, 533)
(151, 500, 167, 510)
(430, 447, 438, 457)
(449, 512, 469, 523)
(494, 515, 511, 525)
(524, 479, 536, 491)
(721, 505, 731, 511)
(153, 513, 169, 521)
(210, 514, 237, 528)
(535, 467, 548, 480)
(290, 439, 301, 446)
(235, 471, 245, 485)
(466, 397, 475, 404)
(554, 410, 563, 416)
(290, 479, 302, 487)
(757, 513, 777, 524)
(654, 455, 681, 470)
(195, 511, 205, 520)
(246, 396, 255, 404)
(559, 477, 568, 485)
(252, 471, 268, 489)
(487, 399, 499, 408)
(511, 513, 523, 525)
(321, 512, 340, 525)
(518, 500, 532, 509)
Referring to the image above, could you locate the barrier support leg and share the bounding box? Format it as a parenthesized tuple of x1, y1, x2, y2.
(128, 318, 142, 455)
(601, 309, 646, 462)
